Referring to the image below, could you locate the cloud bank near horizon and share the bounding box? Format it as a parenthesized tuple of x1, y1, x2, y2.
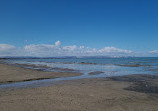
(0, 41, 157, 57)
(0, 44, 16, 56)
(149, 50, 158, 54)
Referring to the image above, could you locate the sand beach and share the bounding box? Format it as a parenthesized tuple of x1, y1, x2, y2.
(0, 63, 158, 111)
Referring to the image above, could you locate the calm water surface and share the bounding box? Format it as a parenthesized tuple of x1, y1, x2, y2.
(1, 57, 158, 88)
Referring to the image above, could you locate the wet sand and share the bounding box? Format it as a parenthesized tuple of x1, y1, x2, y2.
(0, 63, 81, 84)
(0, 63, 158, 111)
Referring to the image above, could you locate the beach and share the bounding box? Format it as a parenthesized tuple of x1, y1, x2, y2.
(0, 63, 158, 111)
(1, 0, 158, 110)
(0, 63, 81, 84)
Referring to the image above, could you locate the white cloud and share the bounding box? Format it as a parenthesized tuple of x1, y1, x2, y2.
(0, 41, 134, 57)
(79, 46, 84, 49)
(55, 40, 61, 46)
(0, 44, 16, 52)
(63, 45, 77, 51)
(24, 44, 60, 56)
(24, 44, 56, 52)
(149, 50, 158, 54)
(98, 47, 132, 54)
(0, 44, 16, 56)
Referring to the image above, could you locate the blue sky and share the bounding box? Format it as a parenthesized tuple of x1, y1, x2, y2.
(0, 0, 158, 57)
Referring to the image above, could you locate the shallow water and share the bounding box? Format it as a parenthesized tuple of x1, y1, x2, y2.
(1, 57, 158, 88)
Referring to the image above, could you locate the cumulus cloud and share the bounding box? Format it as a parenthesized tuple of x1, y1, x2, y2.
(63, 45, 77, 51)
(24, 44, 60, 56)
(0, 44, 15, 52)
(0, 41, 133, 57)
(149, 50, 158, 54)
(0, 44, 16, 56)
(55, 40, 61, 46)
(23, 41, 133, 57)
(98, 47, 132, 54)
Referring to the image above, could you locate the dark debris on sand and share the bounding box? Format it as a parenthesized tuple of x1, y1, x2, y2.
(108, 74, 158, 94)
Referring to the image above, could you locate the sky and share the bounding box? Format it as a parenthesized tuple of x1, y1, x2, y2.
(0, 0, 158, 57)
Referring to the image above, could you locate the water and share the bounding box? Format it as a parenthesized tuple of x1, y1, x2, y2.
(4, 57, 158, 74)
(1, 57, 158, 88)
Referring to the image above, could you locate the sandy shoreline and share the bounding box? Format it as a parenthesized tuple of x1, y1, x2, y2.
(0, 63, 158, 111)
(0, 63, 81, 84)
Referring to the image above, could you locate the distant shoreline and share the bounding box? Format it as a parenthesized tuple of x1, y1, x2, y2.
(1, 56, 158, 60)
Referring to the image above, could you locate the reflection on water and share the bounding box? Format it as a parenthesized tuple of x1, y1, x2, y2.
(1, 57, 158, 88)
